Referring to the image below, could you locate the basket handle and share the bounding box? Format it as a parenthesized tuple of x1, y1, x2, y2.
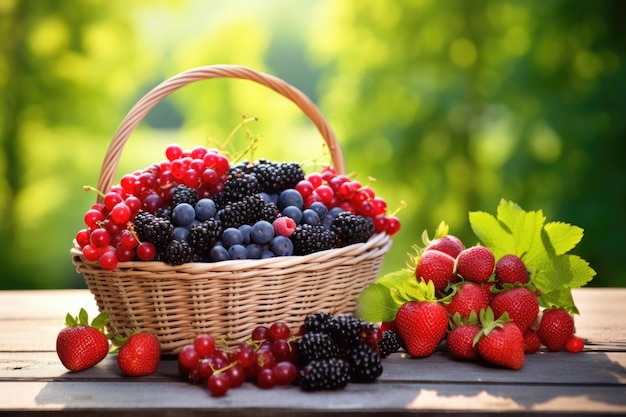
(96, 64, 344, 198)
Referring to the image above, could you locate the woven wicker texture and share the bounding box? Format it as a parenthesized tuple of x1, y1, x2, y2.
(72, 65, 392, 353)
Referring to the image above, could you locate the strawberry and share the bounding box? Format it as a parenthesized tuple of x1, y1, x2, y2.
(536, 307, 575, 352)
(475, 309, 525, 370)
(425, 235, 464, 259)
(117, 333, 162, 377)
(415, 249, 457, 292)
(490, 287, 539, 334)
(395, 300, 448, 358)
(565, 335, 585, 353)
(56, 308, 109, 372)
(494, 254, 529, 285)
(444, 281, 491, 320)
(447, 312, 481, 360)
(455, 246, 495, 283)
(523, 330, 541, 353)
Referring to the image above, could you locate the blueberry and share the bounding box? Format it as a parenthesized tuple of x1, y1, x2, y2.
(195, 198, 216, 221)
(171, 203, 195, 227)
(222, 227, 244, 248)
(281, 206, 303, 224)
(301, 209, 321, 226)
(239, 224, 253, 244)
(309, 201, 328, 219)
(173, 227, 190, 242)
(228, 244, 248, 260)
(328, 207, 344, 219)
(246, 243, 265, 259)
(261, 250, 275, 259)
(270, 235, 294, 256)
(250, 220, 275, 244)
(209, 244, 229, 262)
(278, 189, 304, 210)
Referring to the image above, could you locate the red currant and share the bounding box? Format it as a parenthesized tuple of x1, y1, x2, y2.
(207, 373, 230, 397)
(194, 334, 216, 358)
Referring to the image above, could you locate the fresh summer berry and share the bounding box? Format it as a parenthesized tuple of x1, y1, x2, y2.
(395, 300, 448, 358)
(565, 335, 585, 353)
(250, 220, 275, 244)
(494, 254, 529, 285)
(447, 323, 481, 361)
(490, 287, 539, 335)
(455, 246, 496, 283)
(536, 307, 575, 352)
(475, 309, 525, 370)
(56, 309, 109, 372)
(444, 281, 491, 320)
(523, 330, 541, 354)
(426, 235, 464, 259)
(207, 372, 230, 396)
(269, 235, 294, 256)
(117, 333, 161, 377)
(415, 249, 457, 292)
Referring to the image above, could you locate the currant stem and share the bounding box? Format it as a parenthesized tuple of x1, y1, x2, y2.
(83, 185, 106, 199)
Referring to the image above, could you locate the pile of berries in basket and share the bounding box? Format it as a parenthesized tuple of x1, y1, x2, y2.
(75, 144, 400, 270)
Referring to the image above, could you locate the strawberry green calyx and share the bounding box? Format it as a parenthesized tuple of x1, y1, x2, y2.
(65, 308, 109, 332)
(473, 307, 510, 347)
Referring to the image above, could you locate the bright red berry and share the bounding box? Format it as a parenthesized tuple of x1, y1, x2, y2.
(490, 287, 539, 334)
(494, 254, 529, 285)
(117, 333, 161, 377)
(56, 309, 109, 372)
(455, 246, 495, 283)
(426, 235, 464, 259)
(447, 323, 481, 360)
(537, 308, 575, 352)
(565, 335, 585, 353)
(395, 300, 448, 358)
(415, 249, 457, 292)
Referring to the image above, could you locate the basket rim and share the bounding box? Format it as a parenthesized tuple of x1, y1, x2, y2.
(72, 232, 392, 274)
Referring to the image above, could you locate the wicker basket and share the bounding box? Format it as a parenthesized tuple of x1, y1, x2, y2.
(71, 64, 393, 354)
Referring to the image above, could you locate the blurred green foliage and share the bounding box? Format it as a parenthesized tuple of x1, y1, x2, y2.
(1, 0, 624, 289)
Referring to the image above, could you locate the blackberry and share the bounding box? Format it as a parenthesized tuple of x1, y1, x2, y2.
(214, 167, 261, 207)
(260, 202, 280, 223)
(171, 184, 199, 207)
(296, 332, 340, 364)
(217, 194, 267, 229)
(238, 159, 305, 194)
(189, 219, 223, 252)
(378, 330, 403, 358)
(347, 343, 383, 382)
(331, 315, 379, 350)
(291, 224, 336, 255)
(166, 240, 193, 265)
(133, 210, 174, 250)
(298, 358, 350, 391)
(303, 312, 335, 334)
(331, 211, 375, 247)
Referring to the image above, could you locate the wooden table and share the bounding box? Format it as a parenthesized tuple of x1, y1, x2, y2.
(1, 288, 625, 416)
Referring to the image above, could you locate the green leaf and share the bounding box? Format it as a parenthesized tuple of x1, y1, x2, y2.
(91, 311, 109, 330)
(78, 308, 89, 326)
(469, 199, 595, 312)
(544, 221, 583, 256)
(64, 312, 77, 327)
(356, 283, 397, 322)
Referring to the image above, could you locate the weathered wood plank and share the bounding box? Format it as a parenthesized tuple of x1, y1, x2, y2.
(1, 380, 625, 416)
(2, 351, 625, 386)
(1, 288, 625, 352)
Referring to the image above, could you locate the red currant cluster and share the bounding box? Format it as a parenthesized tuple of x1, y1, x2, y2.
(297, 167, 401, 236)
(177, 323, 299, 397)
(74, 145, 233, 270)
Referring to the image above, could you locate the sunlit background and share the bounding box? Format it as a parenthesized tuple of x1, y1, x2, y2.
(1, 0, 624, 289)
